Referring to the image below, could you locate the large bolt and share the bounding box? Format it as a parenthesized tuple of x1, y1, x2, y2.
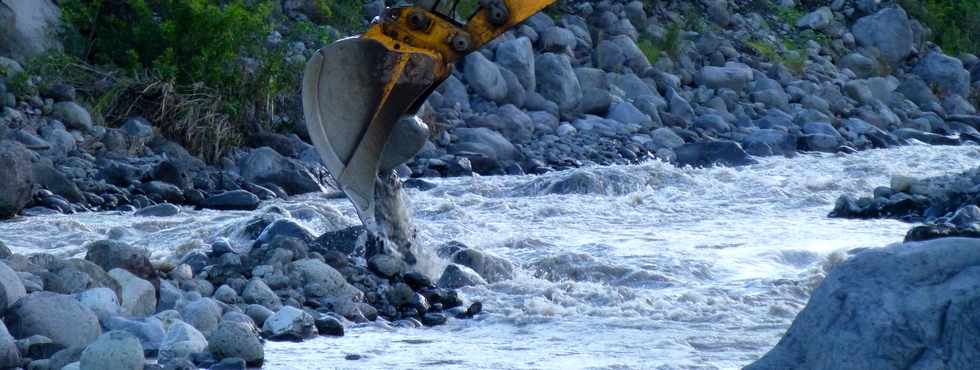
(451, 32, 472, 52)
(408, 10, 432, 30)
(480, 0, 509, 26)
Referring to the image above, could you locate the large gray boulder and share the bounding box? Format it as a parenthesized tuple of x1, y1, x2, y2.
(852, 7, 913, 66)
(463, 52, 507, 103)
(747, 238, 980, 370)
(242, 278, 281, 311)
(286, 259, 359, 300)
(675, 141, 757, 168)
(0, 321, 19, 369)
(85, 240, 157, 284)
(913, 51, 972, 97)
(79, 331, 144, 370)
(0, 140, 33, 219)
(238, 147, 323, 195)
(0, 261, 26, 312)
(535, 53, 582, 113)
(52, 102, 94, 132)
(469, 104, 534, 144)
(5, 292, 102, 348)
(261, 306, 317, 340)
(108, 268, 156, 317)
(159, 321, 207, 364)
(179, 298, 222, 337)
(797, 7, 833, 30)
(449, 127, 520, 162)
(839, 53, 877, 78)
(207, 321, 263, 364)
(0, 0, 61, 62)
(699, 64, 753, 91)
(495, 37, 536, 91)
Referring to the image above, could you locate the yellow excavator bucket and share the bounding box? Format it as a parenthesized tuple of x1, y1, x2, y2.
(302, 0, 556, 227)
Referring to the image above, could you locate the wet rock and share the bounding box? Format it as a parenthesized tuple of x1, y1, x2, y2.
(311, 226, 364, 256)
(159, 321, 207, 364)
(450, 248, 515, 283)
(287, 259, 359, 300)
(950, 205, 980, 227)
(894, 128, 959, 145)
(207, 321, 263, 365)
(0, 321, 19, 368)
(0, 141, 35, 218)
(367, 254, 406, 278)
(674, 141, 757, 168)
(140, 181, 184, 204)
(747, 238, 980, 370)
(209, 357, 246, 370)
(255, 219, 315, 247)
(85, 240, 158, 284)
(199, 190, 261, 211)
(135, 203, 181, 217)
(449, 127, 520, 170)
(179, 298, 222, 336)
(261, 306, 317, 341)
(6, 292, 102, 348)
(239, 147, 323, 195)
(244, 305, 274, 328)
(33, 164, 85, 203)
(314, 316, 344, 337)
(438, 264, 487, 289)
(852, 7, 913, 66)
(51, 102, 94, 132)
(0, 259, 26, 312)
(242, 279, 281, 311)
(80, 331, 143, 370)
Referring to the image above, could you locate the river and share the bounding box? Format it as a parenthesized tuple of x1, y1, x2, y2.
(2, 144, 977, 369)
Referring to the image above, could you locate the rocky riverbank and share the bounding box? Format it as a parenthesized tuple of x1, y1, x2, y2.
(830, 164, 980, 241)
(2, 0, 980, 219)
(0, 215, 501, 370)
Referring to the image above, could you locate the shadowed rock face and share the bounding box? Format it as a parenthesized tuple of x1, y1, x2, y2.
(0, 0, 61, 62)
(747, 238, 980, 370)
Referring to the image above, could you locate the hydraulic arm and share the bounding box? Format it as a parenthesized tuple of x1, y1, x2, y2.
(302, 0, 556, 227)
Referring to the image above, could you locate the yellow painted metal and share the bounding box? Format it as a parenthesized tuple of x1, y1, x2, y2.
(465, 0, 557, 50)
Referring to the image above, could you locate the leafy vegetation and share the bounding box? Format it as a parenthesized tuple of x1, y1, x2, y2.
(746, 38, 807, 75)
(899, 0, 980, 55)
(638, 22, 683, 64)
(51, 0, 345, 161)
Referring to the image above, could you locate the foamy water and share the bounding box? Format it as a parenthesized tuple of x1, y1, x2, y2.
(2, 144, 978, 369)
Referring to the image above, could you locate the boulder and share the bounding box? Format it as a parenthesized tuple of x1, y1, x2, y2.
(85, 240, 157, 284)
(0, 260, 26, 312)
(261, 306, 317, 340)
(448, 127, 520, 170)
(0, 0, 61, 62)
(852, 7, 913, 65)
(0, 141, 33, 218)
(179, 298, 222, 337)
(438, 264, 487, 289)
(286, 259, 359, 300)
(108, 268, 157, 317)
(5, 292, 101, 348)
(647, 128, 685, 150)
(742, 129, 797, 156)
(747, 238, 980, 370)
(839, 53, 877, 78)
(74, 287, 121, 320)
(463, 52, 507, 102)
(607, 101, 653, 128)
(79, 331, 143, 370)
(796, 7, 833, 30)
(102, 316, 165, 355)
(699, 64, 753, 91)
(207, 321, 263, 365)
(52, 102, 94, 132)
(913, 51, 972, 97)
(242, 279, 281, 311)
(495, 37, 536, 91)
(199, 190, 261, 211)
(674, 141, 757, 168)
(159, 321, 207, 364)
(469, 104, 534, 144)
(135, 203, 181, 217)
(238, 147, 323, 195)
(535, 53, 582, 113)
(0, 321, 19, 369)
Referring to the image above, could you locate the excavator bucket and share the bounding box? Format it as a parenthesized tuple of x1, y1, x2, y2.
(303, 0, 557, 228)
(302, 37, 438, 227)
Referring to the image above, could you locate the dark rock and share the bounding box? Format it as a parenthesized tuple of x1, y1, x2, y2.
(254, 219, 315, 247)
(140, 181, 184, 204)
(0, 141, 35, 218)
(0, 321, 19, 368)
(437, 264, 487, 289)
(420, 313, 447, 327)
(314, 316, 344, 337)
(311, 226, 365, 256)
(80, 330, 144, 370)
(85, 240, 158, 284)
(199, 190, 261, 211)
(239, 147, 323, 195)
(674, 141, 757, 168)
(209, 357, 246, 370)
(135, 203, 181, 217)
(403, 178, 437, 191)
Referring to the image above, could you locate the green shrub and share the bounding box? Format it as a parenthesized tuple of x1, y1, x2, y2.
(57, 0, 307, 161)
(637, 36, 662, 64)
(316, 0, 366, 32)
(899, 0, 980, 55)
